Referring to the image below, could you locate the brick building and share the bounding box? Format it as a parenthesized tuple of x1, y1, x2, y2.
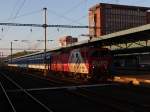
(59, 36, 78, 47)
(147, 11, 150, 23)
(89, 3, 150, 37)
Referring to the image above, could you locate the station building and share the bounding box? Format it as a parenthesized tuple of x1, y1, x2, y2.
(89, 3, 150, 37)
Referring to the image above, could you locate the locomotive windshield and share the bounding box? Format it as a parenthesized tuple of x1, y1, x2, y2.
(90, 50, 110, 57)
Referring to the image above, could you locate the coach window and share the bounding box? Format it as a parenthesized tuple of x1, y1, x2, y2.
(76, 53, 79, 58)
(70, 54, 74, 59)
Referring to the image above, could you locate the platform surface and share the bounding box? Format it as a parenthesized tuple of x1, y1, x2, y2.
(114, 74, 150, 85)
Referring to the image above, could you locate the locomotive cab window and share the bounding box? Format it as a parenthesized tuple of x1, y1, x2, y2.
(76, 53, 79, 58)
(90, 50, 110, 57)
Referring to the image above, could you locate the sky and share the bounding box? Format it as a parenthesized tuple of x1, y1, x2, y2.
(0, 0, 150, 56)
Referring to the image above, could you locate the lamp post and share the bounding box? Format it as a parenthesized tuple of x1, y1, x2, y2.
(10, 41, 12, 63)
(10, 40, 18, 64)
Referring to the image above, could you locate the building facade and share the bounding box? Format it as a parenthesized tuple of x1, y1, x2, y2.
(89, 3, 150, 37)
(59, 36, 78, 47)
(147, 12, 150, 23)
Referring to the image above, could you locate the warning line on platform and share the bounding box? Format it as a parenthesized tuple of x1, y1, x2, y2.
(113, 75, 150, 85)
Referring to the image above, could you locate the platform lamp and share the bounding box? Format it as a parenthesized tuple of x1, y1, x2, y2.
(10, 40, 31, 64)
(37, 39, 53, 43)
(37, 39, 53, 52)
(10, 40, 19, 64)
(36, 39, 53, 51)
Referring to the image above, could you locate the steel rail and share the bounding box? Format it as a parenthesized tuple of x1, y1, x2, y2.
(23, 73, 64, 85)
(0, 80, 16, 112)
(66, 87, 129, 112)
(16, 72, 58, 86)
(7, 83, 116, 92)
(75, 87, 148, 111)
(1, 72, 54, 112)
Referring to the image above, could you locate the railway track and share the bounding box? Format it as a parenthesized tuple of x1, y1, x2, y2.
(0, 70, 115, 112)
(3, 70, 68, 89)
(67, 85, 150, 112)
(0, 72, 54, 112)
(0, 81, 16, 112)
(5, 69, 83, 86)
(23, 72, 74, 86)
(27, 84, 118, 112)
(23, 71, 88, 85)
(1, 69, 150, 112)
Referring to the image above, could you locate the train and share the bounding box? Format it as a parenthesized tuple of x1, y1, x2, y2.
(7, 47, 112, 81)
(114, 53, 150, 71)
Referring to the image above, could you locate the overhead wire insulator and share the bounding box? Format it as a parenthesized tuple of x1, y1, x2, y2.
(57, 28, 59, 32)
(30, 28, 32, 32)
(1, 28, 4, 32)
(1, 27, 4, 38)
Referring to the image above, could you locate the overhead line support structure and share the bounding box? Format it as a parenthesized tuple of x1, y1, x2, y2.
(10, 42, 12, 64)
(43, 7, 47, 76)
(0, 23, 90, 28)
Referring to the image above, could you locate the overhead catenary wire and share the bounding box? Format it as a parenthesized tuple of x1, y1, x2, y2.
(0, 3, 90, 55)
(47, 0, 88, 25)
(2, 1, 89, 35)
(7, 9, 42, 21)
(61, 0, 88, 16)
(70, 0, 88, 24)
(0, 0, 19, 37)
(0, 48, 48, 51)
(1, 0, 27, 38)
(13, 0, 27, 20)
(4, 0, 27, 22)
(7, 0, 20, 22)
(0, 23, 94, 28)
(47, 9, 84, 25)
(46, 0, 88, 36)
(3, 9, 42, 47)
(68, 14, 88, 25)
(0, 21, 93, 47)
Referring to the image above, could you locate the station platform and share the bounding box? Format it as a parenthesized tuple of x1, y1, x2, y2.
(113, 74, 150, 85)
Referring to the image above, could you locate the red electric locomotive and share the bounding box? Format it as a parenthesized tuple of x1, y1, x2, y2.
(50, 47, 112, 81)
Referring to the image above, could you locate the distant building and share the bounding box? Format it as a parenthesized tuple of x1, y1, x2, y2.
(59, 36, 78, 47)
(89, 3, 150, 37)
(147, 11, 150, 23)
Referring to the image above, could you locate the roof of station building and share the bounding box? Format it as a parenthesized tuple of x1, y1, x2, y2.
(89, 3, 150, 11)
(9, 23, 150, 59)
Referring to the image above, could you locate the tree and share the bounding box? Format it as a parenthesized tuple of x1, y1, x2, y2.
(7, 50, 38, 58)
